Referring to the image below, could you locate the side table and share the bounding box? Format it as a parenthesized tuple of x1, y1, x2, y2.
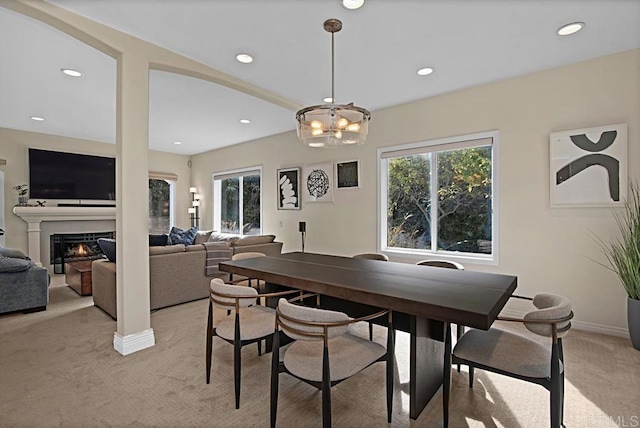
(65, 260, 94, 296)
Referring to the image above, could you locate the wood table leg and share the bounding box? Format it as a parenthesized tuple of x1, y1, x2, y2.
(410, 315, 445, 420)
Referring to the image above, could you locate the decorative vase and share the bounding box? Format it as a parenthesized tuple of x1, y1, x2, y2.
(17, 196, 28, 206)
(629, 297, 640, 350)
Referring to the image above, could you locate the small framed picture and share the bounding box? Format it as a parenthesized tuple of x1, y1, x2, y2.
(277, 167, 301, 210)
(336, 160, 359, 189)
(303, 163, 334, 202)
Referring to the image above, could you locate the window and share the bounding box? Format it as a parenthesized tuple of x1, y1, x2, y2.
(213, 167, 262, 235)
(148, 172, 177, 234)
(379, 131, 497, 263)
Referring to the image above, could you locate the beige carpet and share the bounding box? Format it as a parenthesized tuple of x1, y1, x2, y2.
(0, 285, 638, 428)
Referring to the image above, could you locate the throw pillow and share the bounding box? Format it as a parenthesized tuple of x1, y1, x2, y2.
(168, 226, 198, 245)
(193, 230, 213, 245)
(0, 257, 32, 273)
(0, 247, 29, 259)
(97, 238, 116, 262)
(149, 234, 170, 247)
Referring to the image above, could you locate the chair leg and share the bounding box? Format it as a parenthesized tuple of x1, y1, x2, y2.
(257, 340, 262, 356)
(270, 331, 280, 428)
(559, 340, 566, 428)
(205, 300, 213, 384)
(234, 312, 242, 409)
(322, 345, 332, 428)
(456, 324, 464, 372)
(443, 322, 452, 428)
(550, 342, 561, 428)
(469, 366, 474, 388)
(369, 322, 373, 341)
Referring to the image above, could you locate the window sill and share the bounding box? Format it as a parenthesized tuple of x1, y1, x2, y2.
(381, 247, 498, 266)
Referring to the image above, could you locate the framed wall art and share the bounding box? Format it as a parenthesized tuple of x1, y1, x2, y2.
(550, 123, 627, 207)
(336, 160, 360, 189)
(302, 163, 334, 203)
(277, 167, 301, 210)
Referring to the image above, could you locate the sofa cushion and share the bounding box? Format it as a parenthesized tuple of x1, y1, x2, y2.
(208, 232, 239, 244)
(0, 247, 29, 259)
(97, 238, 116, 262)
(149, 244, 185, 256)
(231, 235, 276, 247)
(0, 256, 32, 273)
(194, 230, 213, 245)
(149, 234, 170, 247)
(169, 227, 198, 245)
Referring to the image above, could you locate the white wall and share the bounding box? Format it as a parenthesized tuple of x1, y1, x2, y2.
(0, 127, 192, 253)
(191, 49, 640, 336)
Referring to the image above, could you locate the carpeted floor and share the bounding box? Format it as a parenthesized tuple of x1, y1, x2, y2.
(0, 284, 638, 428)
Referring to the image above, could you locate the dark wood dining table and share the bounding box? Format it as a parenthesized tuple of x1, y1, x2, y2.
(219, 252, 517, 419)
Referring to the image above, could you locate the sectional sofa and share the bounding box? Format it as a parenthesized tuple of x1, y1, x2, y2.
(91, 233, 283, 319)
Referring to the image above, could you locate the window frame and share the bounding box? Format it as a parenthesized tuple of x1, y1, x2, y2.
(377, 130, 499, 265)
(212, 166, 263, 236)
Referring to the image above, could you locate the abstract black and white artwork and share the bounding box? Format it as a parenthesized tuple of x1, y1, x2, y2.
(303, 163, 334, 203)
(336, 160, 360, 189)
(277, 167, 301, 210)
(550, 123, 627, 207)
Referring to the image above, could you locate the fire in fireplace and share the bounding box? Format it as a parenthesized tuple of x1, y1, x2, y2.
(50, 231, 115, 274)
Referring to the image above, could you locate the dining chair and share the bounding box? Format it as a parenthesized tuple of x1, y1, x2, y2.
(270, 295, 395, 428)
(444, 293, 573, 428)
(229, 251, 267, 289)
(352, 252, 389, 261)
(205, 278, 299, 409)
(352, 253, 389, 340)
(416, 259, 466, 369)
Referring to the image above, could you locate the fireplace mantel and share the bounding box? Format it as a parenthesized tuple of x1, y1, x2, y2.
(13, 206, 116, 266)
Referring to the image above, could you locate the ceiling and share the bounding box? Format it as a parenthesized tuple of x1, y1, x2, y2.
(1, 0, 639, 156)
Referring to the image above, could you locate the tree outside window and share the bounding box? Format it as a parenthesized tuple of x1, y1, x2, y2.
(149, 179, 170, 234)
(382, 133, 495, 259)
(214, 168, 261, 236)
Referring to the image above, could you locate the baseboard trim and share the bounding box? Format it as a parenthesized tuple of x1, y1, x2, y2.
(113, 328, 155, 356)
(499, 309, 629, 338)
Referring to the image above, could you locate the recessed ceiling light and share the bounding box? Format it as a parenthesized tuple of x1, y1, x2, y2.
(240, 119, 251, 124)
(30, 116, 45, 121)
(557, 22, 584, 36)
(236, 53, 253, 64)
(173, 141, 182, 145)
(417, 67, 434, 76)
(61, 68, 82, 77)
(341, 0, 365, 10)
(323, 97, 334, 103)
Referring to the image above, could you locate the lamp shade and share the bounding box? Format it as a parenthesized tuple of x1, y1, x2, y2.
(296, 103, 370, 147)
(192, 200, 200, 207)
(189, 187, 197, 193)
(188, 207, 196, 214)
(194, 194, 202, 200)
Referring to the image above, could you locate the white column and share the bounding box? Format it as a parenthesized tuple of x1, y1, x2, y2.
(114, 52, 154, 355)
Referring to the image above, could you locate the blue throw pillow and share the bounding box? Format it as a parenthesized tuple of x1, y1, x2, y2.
(97, 238, 116, 262)
(168, 227, 198, 245)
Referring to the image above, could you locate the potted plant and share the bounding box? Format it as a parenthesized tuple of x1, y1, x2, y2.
(13, 184, 29, 206)
(598, 181, 640, 350)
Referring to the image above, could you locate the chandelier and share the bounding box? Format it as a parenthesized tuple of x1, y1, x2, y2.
(296, 19, 371, 148)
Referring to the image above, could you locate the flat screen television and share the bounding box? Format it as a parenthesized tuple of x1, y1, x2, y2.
(29, 148, 116, 201)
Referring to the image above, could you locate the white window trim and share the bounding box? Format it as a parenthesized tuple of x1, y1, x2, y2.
(377, 130, 499, 266)
(212, 166, 263, 235)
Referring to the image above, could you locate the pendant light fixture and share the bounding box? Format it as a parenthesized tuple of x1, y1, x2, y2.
(296, 19, 371, 148)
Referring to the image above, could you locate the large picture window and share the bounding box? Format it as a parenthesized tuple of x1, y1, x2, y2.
(148, 173, 176, 234)
(213, 167, 262, 235)
(379, 131, 497, 262)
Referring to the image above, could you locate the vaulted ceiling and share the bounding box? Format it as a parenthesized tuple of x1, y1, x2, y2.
(1, 0, 639, 155)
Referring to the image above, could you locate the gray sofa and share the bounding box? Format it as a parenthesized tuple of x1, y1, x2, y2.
(0, 247, 49, 315)
(92, 233, 283, 319)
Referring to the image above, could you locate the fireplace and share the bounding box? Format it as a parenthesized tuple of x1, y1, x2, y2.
(50, 231, 115, 274)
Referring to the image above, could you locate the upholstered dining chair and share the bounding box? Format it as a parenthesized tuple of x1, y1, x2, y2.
(444, 293, 573, 428)
(229, 251, 267, 289)
(205, 278, 299, 409)
(416, 259, 466, 369)
(352, 253, 389, 340)
(270, 295, 395, 428)
(352, 252, 389, 261)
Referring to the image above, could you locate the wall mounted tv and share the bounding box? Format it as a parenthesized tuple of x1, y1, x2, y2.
(29, 149, 116, 201)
